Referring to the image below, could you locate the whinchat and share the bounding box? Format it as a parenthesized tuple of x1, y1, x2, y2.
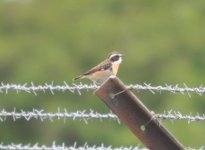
(73, 51, 123, 84)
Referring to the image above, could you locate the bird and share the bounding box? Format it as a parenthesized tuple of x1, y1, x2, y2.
(73, 51, 123, 84)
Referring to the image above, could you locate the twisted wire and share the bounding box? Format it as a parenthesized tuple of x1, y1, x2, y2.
(0, 142, 147, 150)
(0, 109, 205, 123)
(0, 82, 204, 95)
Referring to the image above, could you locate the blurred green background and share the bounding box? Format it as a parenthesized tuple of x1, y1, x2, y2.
(0, 0, 205, 148)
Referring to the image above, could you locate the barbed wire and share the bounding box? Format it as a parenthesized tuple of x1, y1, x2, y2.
(0, 82, 98, 95)
(0, 142, 147, 150)
(0, 82, 205, 96)
(127, 83, 205, 96)
(157, 110, 205, 123)
(0, 108, 120, 124)
(0, 142, 203, 150)
(0, 108, 205, 123)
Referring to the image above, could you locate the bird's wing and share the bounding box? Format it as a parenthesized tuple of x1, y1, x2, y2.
(83, 59, 112, 76)
(73, 59, 112, 81)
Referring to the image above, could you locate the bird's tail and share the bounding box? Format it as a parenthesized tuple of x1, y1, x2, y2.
(72, 75, 83, 81)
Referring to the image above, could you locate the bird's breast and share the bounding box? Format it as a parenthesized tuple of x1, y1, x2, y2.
(87, 70, 112, 80)
(112, 63, 120, 75)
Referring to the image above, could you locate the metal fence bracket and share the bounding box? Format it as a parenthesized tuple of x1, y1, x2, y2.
(95, 76, 185, 150)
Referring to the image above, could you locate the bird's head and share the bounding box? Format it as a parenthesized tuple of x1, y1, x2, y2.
(108, 51, 123, 64)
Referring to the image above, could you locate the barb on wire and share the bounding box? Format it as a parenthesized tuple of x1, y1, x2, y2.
(0, 108, 120, 124)
(0, 109, 205, 123)
(0, 82, 204, 96)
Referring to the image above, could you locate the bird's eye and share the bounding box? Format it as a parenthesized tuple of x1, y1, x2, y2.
(110, 55, 120, 62)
